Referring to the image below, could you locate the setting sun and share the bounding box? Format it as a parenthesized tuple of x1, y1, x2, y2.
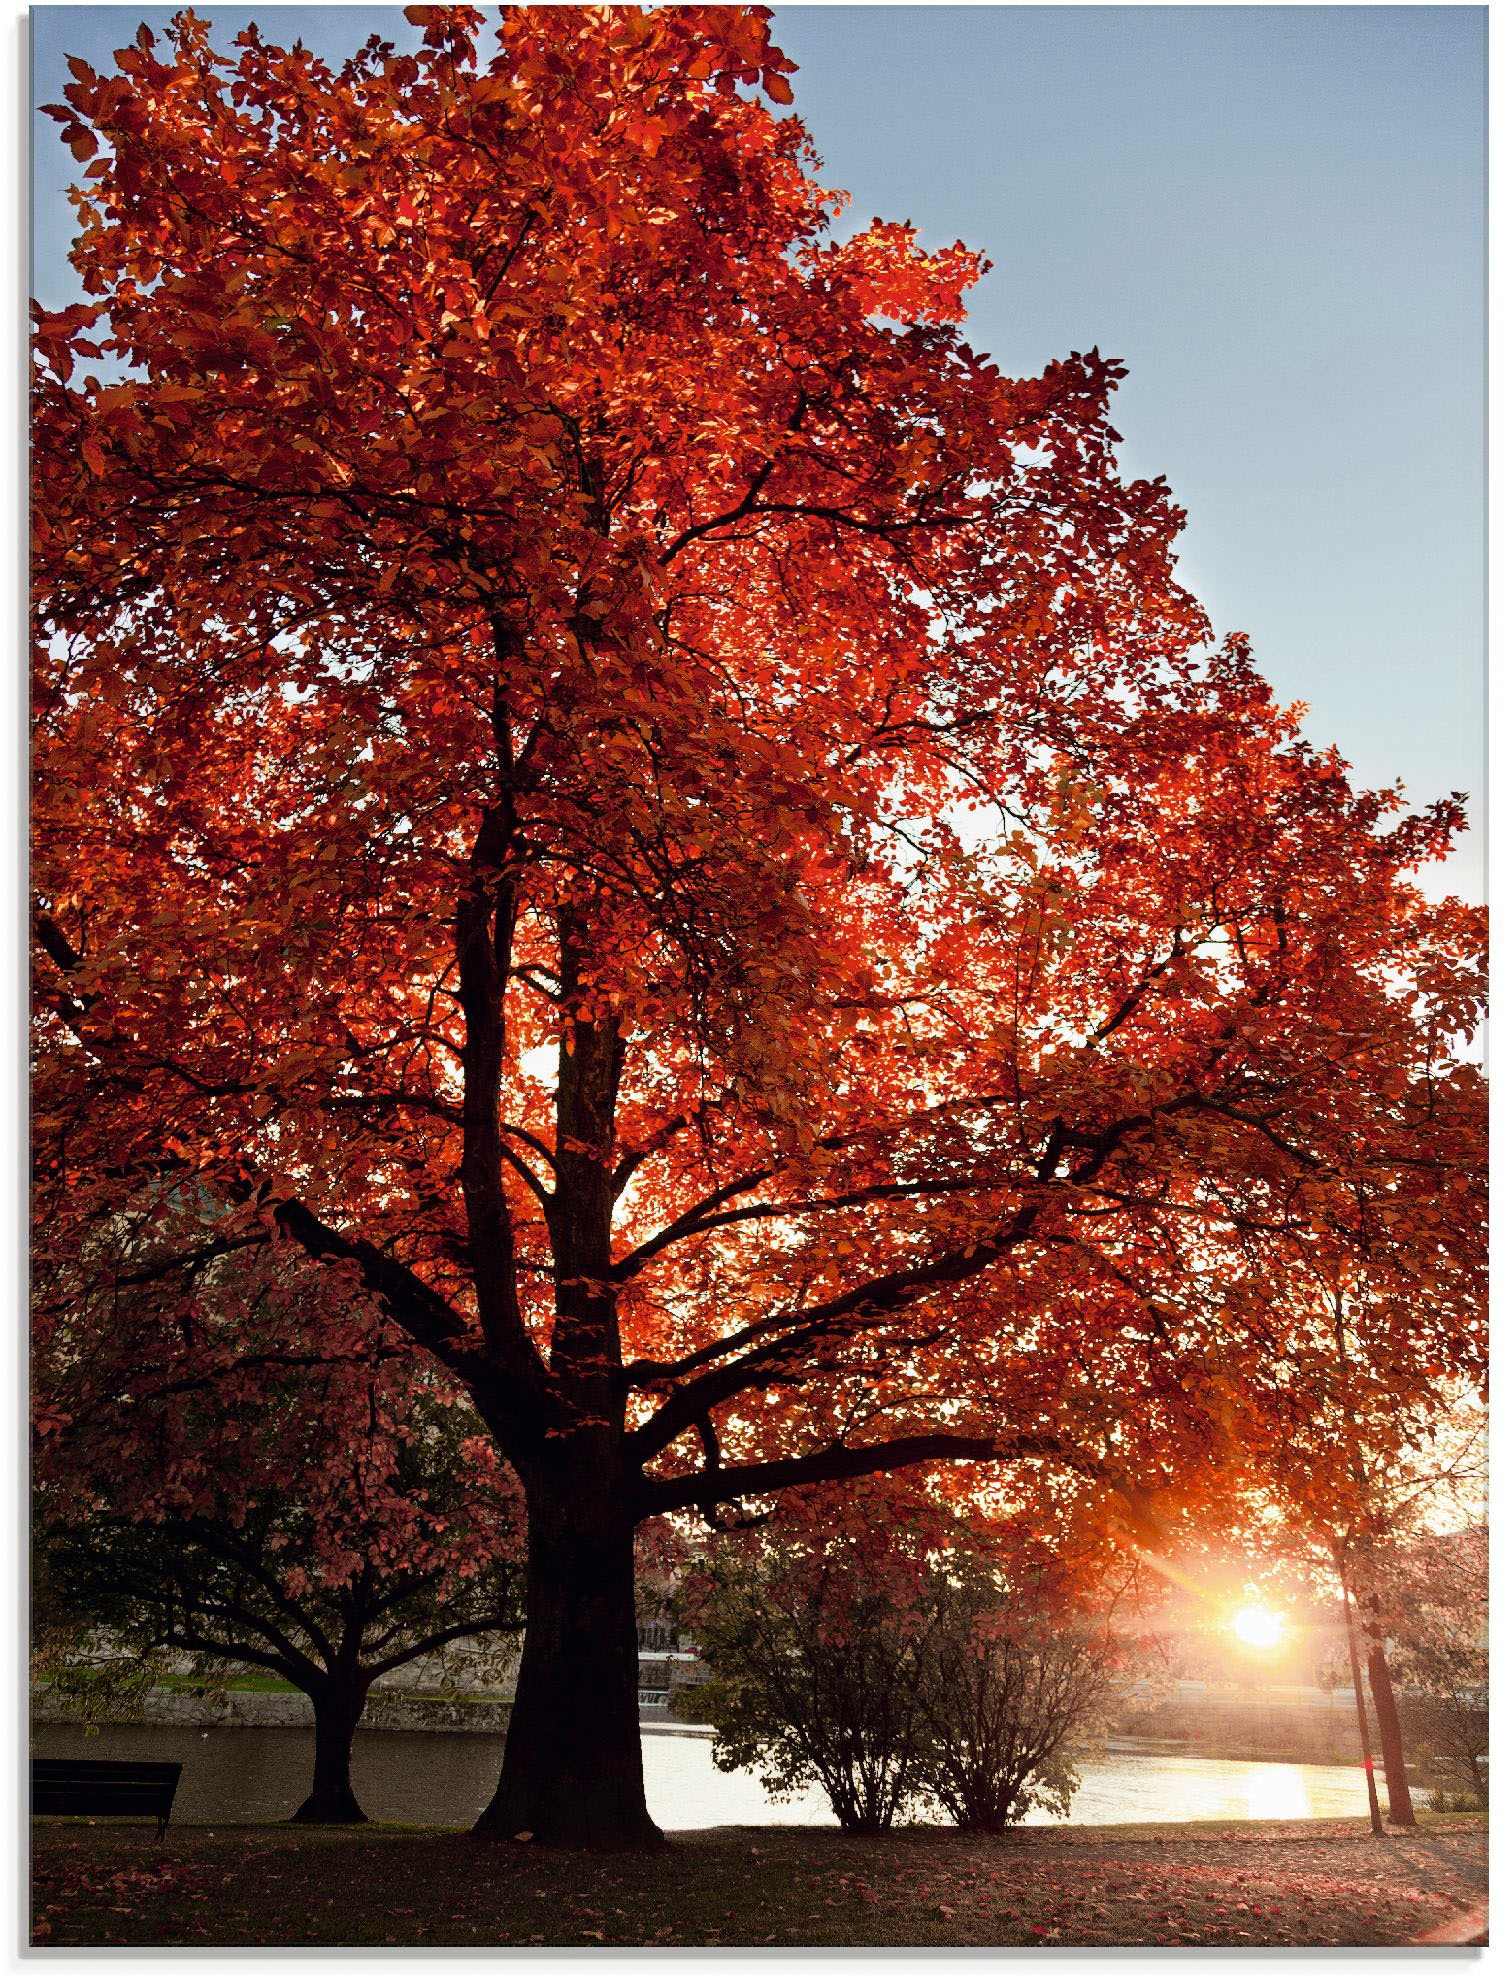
(1232, 1605, 1286, 1650)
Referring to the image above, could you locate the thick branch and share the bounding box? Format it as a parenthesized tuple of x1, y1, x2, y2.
(634, 1430, 1067, 1520)
(158, 1623, 322, 1692)
(271, 1196, 482, 1375)
(657, 393, 808, 563)
(610, 1101, 708, 1201)
(613, 1162, 775, 1278)
(617, 1173, 1023, 1277)
(456, 628, 534, 1362)
(172, 1521, 337, 1668)
(162, 1590, 326, 1687)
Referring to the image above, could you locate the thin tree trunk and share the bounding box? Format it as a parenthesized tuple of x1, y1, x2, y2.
(1339, 1561, 1384, 1835)
(1366, 1638, 1418, 1826)
(474, 1483, 660, 1849)
(290, 1681, 369, 1824)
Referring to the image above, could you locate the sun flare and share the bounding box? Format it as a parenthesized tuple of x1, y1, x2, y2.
(1231, 1604, 1285, 1650)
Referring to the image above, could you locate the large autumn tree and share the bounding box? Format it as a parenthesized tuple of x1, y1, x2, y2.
(32, 5, 1484, 1846)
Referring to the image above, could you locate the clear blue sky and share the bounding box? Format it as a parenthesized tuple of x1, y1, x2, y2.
(31, 5, 1486, 895)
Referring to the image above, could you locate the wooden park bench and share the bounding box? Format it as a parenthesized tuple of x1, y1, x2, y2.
(31, 1757, 183, 1838)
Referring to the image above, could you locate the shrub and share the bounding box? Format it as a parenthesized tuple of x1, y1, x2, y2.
(912, 1575, 1119, 1830)
(675, 1548, 936, 1833)
(677, 1492, 1126, 1834)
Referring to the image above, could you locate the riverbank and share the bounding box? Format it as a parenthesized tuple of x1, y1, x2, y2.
(31, 1717, 1388, 1828)
(31, 1814, 1486, 1948)
(30, 1679, 1391, 1766)
(32, 1686, 513, 1736)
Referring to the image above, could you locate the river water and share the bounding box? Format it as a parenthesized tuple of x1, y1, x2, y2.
(33, 1720, 1379, 1830)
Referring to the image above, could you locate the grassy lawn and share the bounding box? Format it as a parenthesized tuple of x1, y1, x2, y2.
(150, 1673, 298, 1694)
(31, 1813, 1485, 1948)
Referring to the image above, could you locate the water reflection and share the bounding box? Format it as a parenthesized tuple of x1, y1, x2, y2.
(1243, 1763, 1324, 1823)
(1031, 1748, 1368, 1827)
(32, 1721, 1376, 1831)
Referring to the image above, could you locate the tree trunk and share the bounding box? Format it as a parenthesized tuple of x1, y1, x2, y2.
(1366, 1639, 1418, 1826)
(290, 1682, 369, 1824)
(474, 1485, 661, 1849)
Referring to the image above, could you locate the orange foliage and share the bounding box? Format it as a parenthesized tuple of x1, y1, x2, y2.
(32, 4, 1484, 1842)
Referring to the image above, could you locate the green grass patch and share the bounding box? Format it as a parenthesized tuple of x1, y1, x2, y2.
(156, 1674, 298, 1695)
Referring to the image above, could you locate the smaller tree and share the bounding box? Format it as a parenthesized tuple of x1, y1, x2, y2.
(35, 1236, 526, 1822)
(37, 1396, 525, 1822)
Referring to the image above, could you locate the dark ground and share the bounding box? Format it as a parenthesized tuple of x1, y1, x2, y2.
(31, 1812, 1486, 1947)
